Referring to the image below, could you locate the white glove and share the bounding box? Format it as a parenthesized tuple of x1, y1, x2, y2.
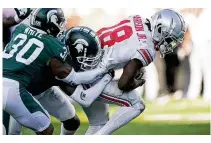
(98, 46, 114, 71)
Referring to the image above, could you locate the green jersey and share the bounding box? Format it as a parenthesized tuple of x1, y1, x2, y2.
(3, 24, 68, 87)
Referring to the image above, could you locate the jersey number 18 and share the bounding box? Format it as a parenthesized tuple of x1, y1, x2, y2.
(97, 20, 133, 48)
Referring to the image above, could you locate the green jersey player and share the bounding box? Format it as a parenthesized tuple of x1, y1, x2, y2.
(3, 8, 112, 135)
(3, 23, 68, 86)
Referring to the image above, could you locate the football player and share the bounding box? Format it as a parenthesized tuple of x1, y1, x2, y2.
(6, 30, 114, 135)
(3, 8, 113, 135)
(64, 9, 186, 135)
(3, 8, 33, 134)
(2, 8, 77, 135)
(5, 24, 114, 136)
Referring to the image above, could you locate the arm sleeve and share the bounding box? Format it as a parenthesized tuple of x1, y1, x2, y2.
(47, 37, 69, 62)
(132, 48, 156, 67)
(56, 67, 106, 86)
(70, 74, 112, 107)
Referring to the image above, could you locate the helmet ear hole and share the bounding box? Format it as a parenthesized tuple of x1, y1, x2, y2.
(157, 24, 162, 33)
(158, 27, 161, 33)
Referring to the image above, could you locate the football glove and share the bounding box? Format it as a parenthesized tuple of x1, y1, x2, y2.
(134, 67, 146, 87)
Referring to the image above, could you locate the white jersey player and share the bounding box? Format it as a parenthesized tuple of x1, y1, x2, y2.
(65, 9, 186, 135)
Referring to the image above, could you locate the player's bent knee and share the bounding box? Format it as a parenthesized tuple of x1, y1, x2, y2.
(128, 90, 145, 113)
(62, 115, 80, 131)
(57, 104, 76, 121)
(36, 124, 54, 135)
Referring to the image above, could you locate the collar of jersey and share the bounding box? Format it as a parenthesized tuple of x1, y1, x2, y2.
(29, 25, 47, 34)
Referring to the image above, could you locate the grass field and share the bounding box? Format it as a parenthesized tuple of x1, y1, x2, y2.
(22, 98, 210, 135)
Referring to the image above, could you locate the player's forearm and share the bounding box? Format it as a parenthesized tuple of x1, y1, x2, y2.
(71, 74, 112, 107)
(118, 59, 143, 90)
(59, 67, 108, 85)
(51, 59, 108, 86)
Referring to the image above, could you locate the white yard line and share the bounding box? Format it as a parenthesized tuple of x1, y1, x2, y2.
(143, 113, 210, 121)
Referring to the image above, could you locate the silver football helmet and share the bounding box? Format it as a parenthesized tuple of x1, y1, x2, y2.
(151, 9, 186, 57)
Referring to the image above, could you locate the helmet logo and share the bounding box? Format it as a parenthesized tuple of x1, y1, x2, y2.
(47, 10, 59, 26)
(72, 39, 89, 53)
(51, 15, 58, 25)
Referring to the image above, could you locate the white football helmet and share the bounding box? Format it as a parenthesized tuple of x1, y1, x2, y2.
(151, 9, 186, 57)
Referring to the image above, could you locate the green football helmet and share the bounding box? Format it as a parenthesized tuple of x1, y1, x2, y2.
(30, 8, 66, 37)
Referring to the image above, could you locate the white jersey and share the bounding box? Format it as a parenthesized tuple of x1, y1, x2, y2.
(97, 15, 156, 70)
(81, 16, 154, 108)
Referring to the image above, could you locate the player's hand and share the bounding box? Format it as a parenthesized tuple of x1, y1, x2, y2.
(14, 8, 32, 20)
(134, 67, 146, 86)
(98, 46, 114, 71)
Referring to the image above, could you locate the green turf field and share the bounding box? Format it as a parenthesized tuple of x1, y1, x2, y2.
(22, 98, 210, 135)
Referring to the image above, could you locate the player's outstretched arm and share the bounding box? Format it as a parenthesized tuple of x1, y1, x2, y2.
(3, 8, 32, 28)
(49, 58, 110, 86)
(118, 59, 144, 91)
(70, 71, 114, 107)
(58, 71, 114, 107)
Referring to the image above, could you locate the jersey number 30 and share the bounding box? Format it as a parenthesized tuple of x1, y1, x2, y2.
(97, 20, 133, 48)
(3, 33, 44, 65)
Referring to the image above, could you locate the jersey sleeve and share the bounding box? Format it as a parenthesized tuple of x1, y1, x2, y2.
(45, 36, 69, 62)
(132, 48, 156, 67)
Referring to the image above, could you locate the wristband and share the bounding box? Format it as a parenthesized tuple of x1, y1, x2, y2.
(56, 68, 76, 86)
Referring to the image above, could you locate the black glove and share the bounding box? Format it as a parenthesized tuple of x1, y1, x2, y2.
(14, 8, 32, 20)
(134, 67, 146, 86)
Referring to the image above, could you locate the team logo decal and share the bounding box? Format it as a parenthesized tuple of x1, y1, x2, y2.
(47, 10, 59, 27)
(72, 39, 89, 53)
(80, 92, 86, 100)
